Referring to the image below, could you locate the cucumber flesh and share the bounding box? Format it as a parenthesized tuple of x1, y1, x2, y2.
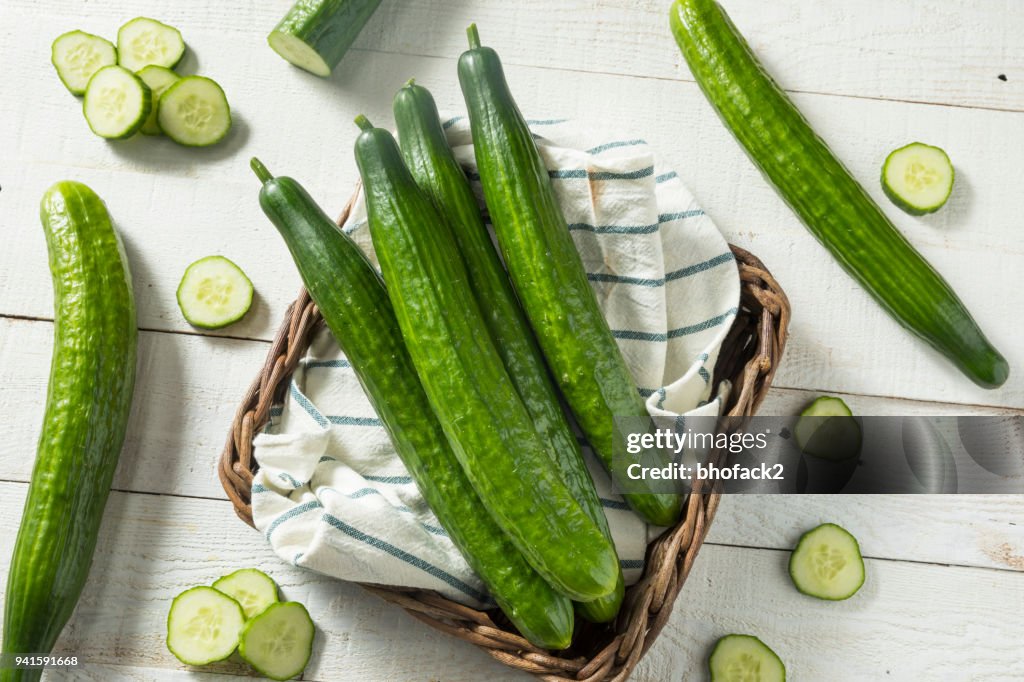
(117, 17, 185, 71)
(83, 65, 151, 139)
(166, 586, 245, 665)
(157, 76, 232, 147)
(212, 568, 279, 620)
(238, 601, 314, 681)
(137, 65, 180, 135)
(52, 30, 118, 95)
(789, 523, 866, 600)
(793, 396, 861, 461)
(268, 0, 384, 77)
(176, 255, 253, 329)
(709, 634, 786, 682)
(268, 32, 332, 78)
(882, 142, 954, 215)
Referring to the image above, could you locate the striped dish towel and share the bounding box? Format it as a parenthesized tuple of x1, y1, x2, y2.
(251, 117, 740, 607)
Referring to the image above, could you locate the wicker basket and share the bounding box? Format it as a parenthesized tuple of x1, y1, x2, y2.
(219, 193, 790, 681)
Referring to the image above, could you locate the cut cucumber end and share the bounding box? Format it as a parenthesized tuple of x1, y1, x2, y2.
(157, 76, 232, 147)
(177, 255, 253, 329)
(117, 17, 185, 71)
(789, 522, 866, 600)
(793, 396, 862, 461)
(881, 142, 954, 215)
(213, 568, 279, 620)
(136, 65, 180, 136)
(166, 586, 246, 665)
(52, 30, 118, 95)
(708, 634, 786, 682)
(268, 31, 332, 77)
(83, 65, 152, 139)
(238, 601, 315, 681)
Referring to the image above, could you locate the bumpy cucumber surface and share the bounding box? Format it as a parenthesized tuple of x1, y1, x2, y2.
(2, 182, 137, 678)
(670, 0, 1007, 389)
(882, 142, 954, 215)
(252, 159, 574, 649)
(392, 80, 624, 622)
(789, 523, 866, 600)
(51, 30, 117, 95)
(708, 634, 786, 682)
(268, 0, 383, 77)
(458, 26, 682, 526)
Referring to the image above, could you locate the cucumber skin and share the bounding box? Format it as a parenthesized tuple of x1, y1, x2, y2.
(670, 0, 1008, 389)
(392, 82, 625, 622)
(271, 0, 383, 75)
(457, 41, 683, 527)
(2, 182, 137, 679)
(255, 170, 574, 649)
(881, 142, 954, 216)
(354, 125, 618, 602)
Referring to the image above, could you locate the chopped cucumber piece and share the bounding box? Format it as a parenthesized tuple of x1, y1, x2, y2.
(52, 30, 118, 95)
(709, 634, 786, 682)
(268, 31, 332, 78)
(882, 142, 954, 215)
(82, 65, 151, 139)
(117, 17, 185, 71)
(177, 256, 253, 329)
(789, 522, 866, 600)
(238, 602, 314, 681)
(137, 65, 180, 135)
(213, 568, 279, 620)
(793, 396, 861, 461)
(166, 586, 245, 665)
(157, 76, 232, 147)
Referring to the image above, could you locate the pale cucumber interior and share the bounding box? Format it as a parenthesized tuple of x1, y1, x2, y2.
(268, 31, 332, 77)
(882, 142, 954, 213)
(166, 586, 245, 665)
(176, 255, 253, 329)
(117, 17, 185, 71)
(799, 396, 853, 418)
(709, 634, 786, 682)
(52, 30, 117, 95)
(157, 76, 231, 146)
(238, 602, 314, 681)
(789, 523, 865, 600)
(83, 65, 149, 138)
(137, 65, 180, 135)
(793, 396, 861, 461)
(213, 568, 279, 620)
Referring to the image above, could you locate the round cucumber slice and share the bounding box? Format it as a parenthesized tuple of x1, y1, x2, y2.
(52, 30, 118, 95)
(117, 17, 185, 71)
(137, 65, 180, 136)
(82, 65, 152, 139)
(881, 142, 954, 215)
(157, 76, 232, 147)
(177, 255, 253, 329)
(793, 396, 861, 461)
(709, 634, 786, 682)
(238, 601, 314, 681)
(166, 586, 245, 665)
(213, 568, 279, 620)
(789, 522, 866, 600)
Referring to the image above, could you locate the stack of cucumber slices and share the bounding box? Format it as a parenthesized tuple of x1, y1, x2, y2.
(52, 18, 231, 146)
(167, 568, 314, 680)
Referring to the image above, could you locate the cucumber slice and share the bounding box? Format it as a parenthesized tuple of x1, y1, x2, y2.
(137, 65, 180, 136)
(52, 30, 118, 95)
(166, 586, 245, 665)
(176, 256, 253, 329)
(82, 65, 152, 139)
(268, 0, 384, 77)
(789, 522, 866, 600)
(212, 568, 279, 619)
(238, 602, 314, 681)
(793, 396, 861, 461)
(882, 142, 955, 215)
(709, 634, 786, 682)
(117, 17, 185, 71)
(157, 76, 232, 147)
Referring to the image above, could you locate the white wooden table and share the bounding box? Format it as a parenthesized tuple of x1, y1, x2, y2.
(2, 1, 1023, 679)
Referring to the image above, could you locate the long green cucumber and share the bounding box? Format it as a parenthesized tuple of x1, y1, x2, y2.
(2, 182, 137, 679)
(458, 26, 683, 526)
(392, 80, 624, 622)
(268, 0, 383, 77)
(352, 117, 619, 602)
(250, 159, 574, 649)
(670, 0, 1008, 389)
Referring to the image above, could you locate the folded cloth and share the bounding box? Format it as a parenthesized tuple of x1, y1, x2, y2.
(251, 116, 740, 607)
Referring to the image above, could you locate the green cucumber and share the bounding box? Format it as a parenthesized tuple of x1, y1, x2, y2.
(251, 158, 574, 649)
(789, 523, 866, 600)
(670, 0, 1008, 389)
(2, 182, 137, 679)
(268, 0, 383, 77)
(353, 117, 618, 603)
(117, 17, 185, 72)
(212, 568, 279, 619)
(793, 396, 861, 461)
(458, 26, 682, 527)
(166, 586, 245, 665)
(176, 255, 253, 329)
(157, 76, 232, 147)
(882, 142, 955, 215)
(708, 634, 786, 682)
(392, 80, 624, 622)
(136, 65, 180, 136)
(238, 602, 314, 681)
(51, 30, 117, 95)
(83, 65, 152, 139)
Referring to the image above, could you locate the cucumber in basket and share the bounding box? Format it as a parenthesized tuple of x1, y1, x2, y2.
(251, 158, 575, 649)
(392, 79, 624, 622)
(669, 0, 1008, 389)
(268, 0, 383, 77)
(458, 26, 683, 527)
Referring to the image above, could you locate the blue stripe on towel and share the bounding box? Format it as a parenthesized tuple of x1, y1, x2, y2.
(265, 500, 323, 540)
(611, 308, 739, 342)
(586, 139, 646, 154)
(327, 415, 383, 427)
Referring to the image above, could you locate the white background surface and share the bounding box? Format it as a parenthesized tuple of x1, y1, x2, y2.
(1, 0, 1022, 679)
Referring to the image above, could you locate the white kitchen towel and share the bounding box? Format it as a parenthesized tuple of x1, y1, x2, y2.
(251, 117, 741, 607)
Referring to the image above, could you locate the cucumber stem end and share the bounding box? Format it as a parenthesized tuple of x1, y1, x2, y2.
(354, 114, 374, 131)
(250, 158, 273, 183)
(405, 77, 416, 87)
(467, 23, 481, 49)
